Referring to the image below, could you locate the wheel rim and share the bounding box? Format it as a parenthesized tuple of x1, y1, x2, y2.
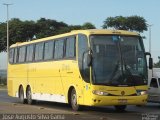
(72, 92, 77, 107)
(71, 90, 77, 108)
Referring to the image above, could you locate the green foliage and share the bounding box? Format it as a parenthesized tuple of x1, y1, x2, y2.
(0, 22, 7, 52)
(0, 18, 37, 52)
(69, 25, 83, 31)
(66, 22, 96, 31)
(9, 18, 37, 43)
(35, 18, 69, 38)
(82, 22, 96, 29)
(103, 15, 148, 33)
(103, 16, 127, 30)
(0, 18, 96, 52)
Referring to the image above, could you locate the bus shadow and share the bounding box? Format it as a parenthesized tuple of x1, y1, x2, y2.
(33, 101, 138, 113)
(13, 99, 160, 114)
(35, 101, 72, 111)
(34, 101, 160, 113)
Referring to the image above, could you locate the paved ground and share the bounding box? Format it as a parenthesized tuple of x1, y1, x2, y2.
(0, 89, 160, 120)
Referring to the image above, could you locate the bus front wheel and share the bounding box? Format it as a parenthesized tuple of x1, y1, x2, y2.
(70, 88, 81, 111)
(114, 105, 127, 111)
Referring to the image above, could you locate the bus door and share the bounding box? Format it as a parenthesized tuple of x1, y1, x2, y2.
(78, 34, 91, 105)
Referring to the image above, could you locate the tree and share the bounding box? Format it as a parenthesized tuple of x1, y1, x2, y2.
(0, 22, 7, 51)
(103, 15, 148, 33)
(0, 18, 69, 51)
(0, 18, 37, 52)
(0, 18, 96, 52)
(82, 22, 96, 29)
(35, 18, 68, 38)
(103, 16, 127, 30)
(65, 22, 96, 32)
(9, 18, 37, 44)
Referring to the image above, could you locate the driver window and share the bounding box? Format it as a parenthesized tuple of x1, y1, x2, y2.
(150, 78, 158, 88)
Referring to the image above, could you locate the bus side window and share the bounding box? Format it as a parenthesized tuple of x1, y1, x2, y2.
(18, 46, 26, 63)
(35, 42, 44, 61)
(14, 48, 18, 63)
(65, 36, 76, 58)
(26, 44, 34, 62)
(9, 48, 14, 63)
(150, 78, 158, 88)
(44, 41, 54, 60)
(54, 39, 64, 59)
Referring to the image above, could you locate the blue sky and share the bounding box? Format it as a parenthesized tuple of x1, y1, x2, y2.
(0, 0, 160, 69)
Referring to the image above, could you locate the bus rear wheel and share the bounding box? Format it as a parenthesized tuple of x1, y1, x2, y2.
(114, 105, 127, 111)
(26, 87, 36, 105)
(19, 86, 27, 104)
(70, 88, 81, 111)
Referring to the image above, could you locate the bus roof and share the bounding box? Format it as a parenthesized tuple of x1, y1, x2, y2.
(10, 29, 140, 48)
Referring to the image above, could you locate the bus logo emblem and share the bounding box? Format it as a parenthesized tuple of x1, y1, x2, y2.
(121, 91, 125, 96)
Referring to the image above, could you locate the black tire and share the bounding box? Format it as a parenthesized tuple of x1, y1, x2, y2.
(26, 87, 36, 105)
(114, 105, 127, 112)
(70, 88, 81, 111)
(19, 87, 27, 104)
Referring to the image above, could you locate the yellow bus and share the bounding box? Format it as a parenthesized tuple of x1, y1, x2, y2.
(8, 29, 151, 111)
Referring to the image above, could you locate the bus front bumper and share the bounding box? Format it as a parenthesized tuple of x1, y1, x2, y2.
(89, 95, 148, 106)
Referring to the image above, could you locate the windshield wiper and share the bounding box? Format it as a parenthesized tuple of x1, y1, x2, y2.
(93, 82, 112, 86)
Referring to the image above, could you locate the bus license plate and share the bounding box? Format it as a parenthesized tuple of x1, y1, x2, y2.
(118, 99, 127, 103)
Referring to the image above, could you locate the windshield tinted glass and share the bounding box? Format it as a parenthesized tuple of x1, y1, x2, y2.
(91, 35, 147, 86)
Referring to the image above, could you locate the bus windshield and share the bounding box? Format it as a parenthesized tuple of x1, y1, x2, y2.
(91, 35, 147, 86)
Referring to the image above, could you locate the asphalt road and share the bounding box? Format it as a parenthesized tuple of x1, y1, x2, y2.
(0, 89, 160, 120)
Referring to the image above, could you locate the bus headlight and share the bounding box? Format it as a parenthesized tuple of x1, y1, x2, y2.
(92, 90, 109, 96)
(136, 90, 147, 96)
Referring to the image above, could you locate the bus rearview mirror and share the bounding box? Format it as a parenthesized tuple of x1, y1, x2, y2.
(145, 52, 151, 57)
(145, 52, 153, 69)
(149, 57, 153, 69)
